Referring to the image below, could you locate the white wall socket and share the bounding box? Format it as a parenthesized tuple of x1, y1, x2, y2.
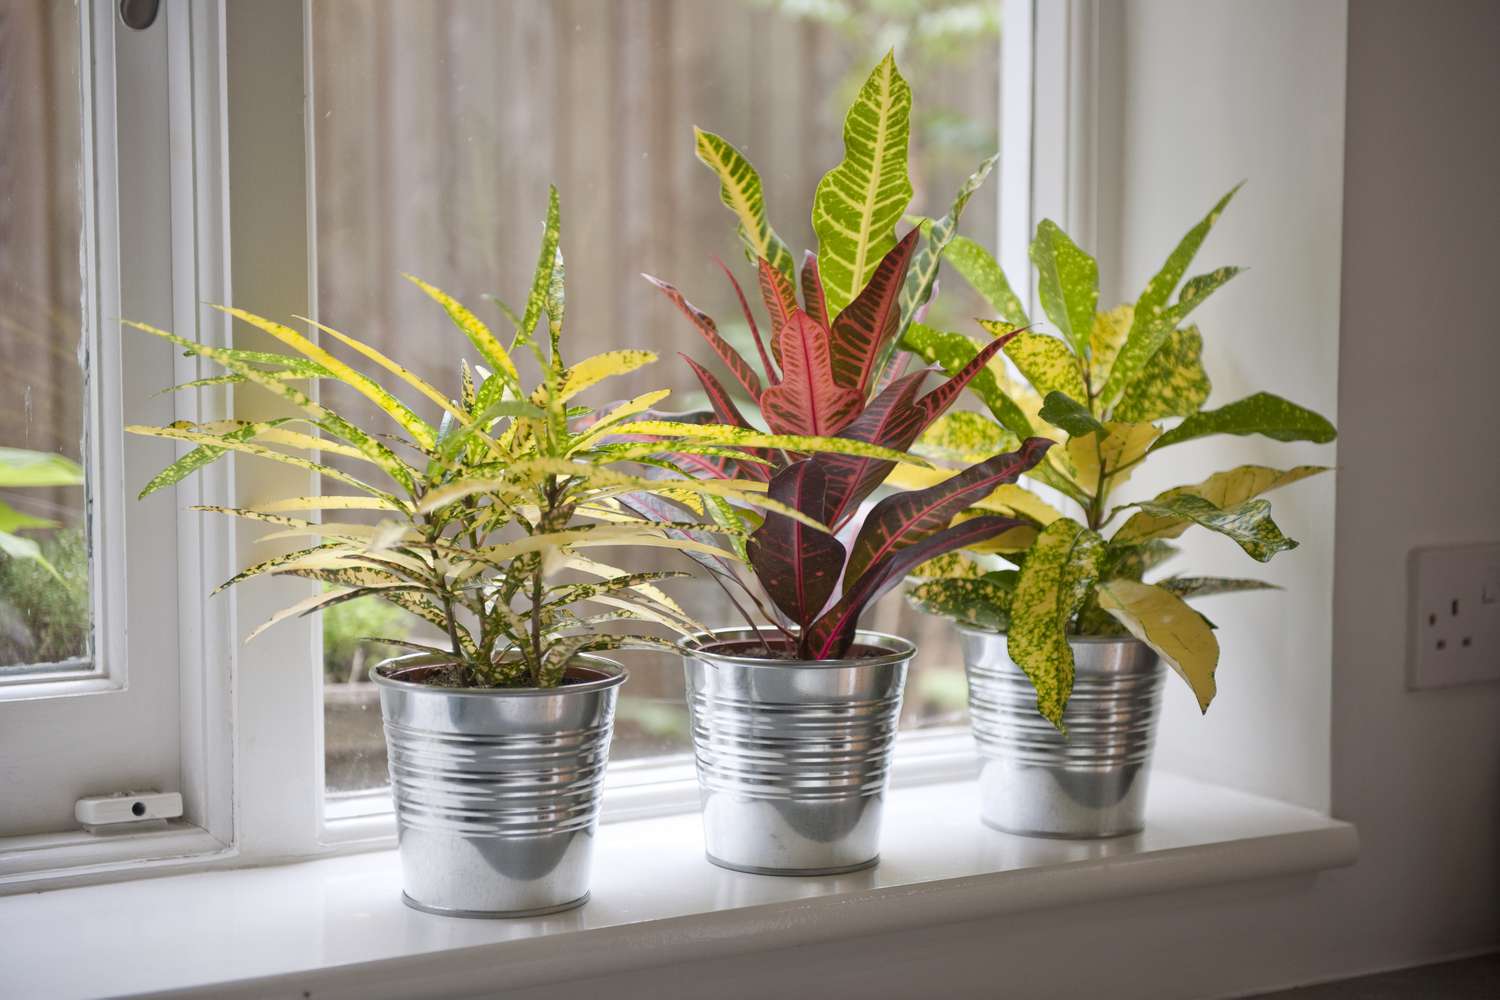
(1408, 543, 1500, 690)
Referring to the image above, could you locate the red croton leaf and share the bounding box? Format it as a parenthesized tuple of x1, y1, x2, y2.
(644, 273, 763, 402)
(679, 354, 771, 482)
(807, 514, 1025, 660)
(828, 228, 920, 396)
(713, 256, 777, 384)
(757, 257, 799, 370)
(842, 437, 1054, 585)
(811, 329, 1018, 530)
(801, 251, 830, 332)
(760, 309, 863, 437)
(747, 460, 845, 631)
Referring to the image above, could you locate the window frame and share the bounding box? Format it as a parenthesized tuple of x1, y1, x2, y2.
(2, 0, 1068, 889)
(0, 0, 238, 887)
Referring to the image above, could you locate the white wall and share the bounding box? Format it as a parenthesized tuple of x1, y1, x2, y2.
(1326, 0, 1500, 971)
(552, 3, 1500, 995)
(1096, 0, 1348, 812)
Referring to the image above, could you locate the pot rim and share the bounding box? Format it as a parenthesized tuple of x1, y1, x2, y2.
(370, 651, 626, 697)
(677, 625, 916, 669)
(953, 623, 1152, 646)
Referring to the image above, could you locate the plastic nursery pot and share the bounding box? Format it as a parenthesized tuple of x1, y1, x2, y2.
(371, 653, 626, 917)
(677, 627, 914, 876)
(958, 628, 1165, 838)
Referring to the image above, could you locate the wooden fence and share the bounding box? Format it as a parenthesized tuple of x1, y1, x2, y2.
(0, 0, 1001, 734)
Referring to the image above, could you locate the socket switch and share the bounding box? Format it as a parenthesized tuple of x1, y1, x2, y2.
(1408, 542, 1500, 689)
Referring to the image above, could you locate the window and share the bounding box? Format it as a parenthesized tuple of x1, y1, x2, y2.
(0, 0, 233, 870)
(2, 0, 1037, 881)
(0, 0, 91, 682)
(309, 0, 1013, 804)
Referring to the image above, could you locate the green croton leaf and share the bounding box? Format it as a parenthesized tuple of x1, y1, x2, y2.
(1159, 576, 1280, 599)
(1029, 219, 1099, 356)
(1096, 578, 1219, 712)
(901, 153, 999, 336)
(813, 51, 913, 316)
(1113, 324, 1211, 422)
(912, 411, 1020, 465)
(907, 571, 1018, 632)
(1006, 517, 1105, 729)
(1114, 464, 1328, 545)
(1101, 539, 1179, 581)
(1086, 305, 1132, 398)
(516, 184, 562, 357)
(694, 127, 796, 283)
(909, 549, 986, 581)
(993, 326, 1088, 402)
(1038, 391, 1105, 438)
(901, 323, 1033, 440)
(943, 234, 1029, 327)
(1100, 184, 1240, 405)
(1129, 494, 1297, 562)
(1150, 393, 1336, 451)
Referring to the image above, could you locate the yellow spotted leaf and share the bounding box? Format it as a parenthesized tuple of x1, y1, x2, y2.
(909, 550, 986, 581)
(972, 484, 1065, 525)
(964, 522, 1038, 554)
(404, 275, 521, 388)
(557, 350, 658, 402)
(1096, 578, 1219, 712)
(1113, 324, 1211, 422)
(1006, 518, 1105, 729)
(1113, 464, 1329, 545)
(1087, 304, 1133, 399)
(1065, 421, 1161, 494)
(984, 323, 1087, 402)
(912, 411, 1019, 465)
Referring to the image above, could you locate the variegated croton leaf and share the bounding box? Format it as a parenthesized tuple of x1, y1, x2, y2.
(890, 185, 1338, 726)
(812, 50, 913, 317)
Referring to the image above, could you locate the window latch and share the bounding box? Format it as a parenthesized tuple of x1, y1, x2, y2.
(75, 791, 182, 833)
(119, 0, 161, 31)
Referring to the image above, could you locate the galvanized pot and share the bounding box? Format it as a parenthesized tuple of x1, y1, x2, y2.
(679, 627, 913, 876)
(958, 628, 1164, 838)
(372, 654, 625, 917)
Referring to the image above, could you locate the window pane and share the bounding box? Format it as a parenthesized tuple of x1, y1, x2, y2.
(0, 0, 91, 677)
(313, 0, 1003, 796)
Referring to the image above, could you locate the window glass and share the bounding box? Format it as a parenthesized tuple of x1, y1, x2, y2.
(0, 0, 91, 678)
(312, 0, 1004, 795)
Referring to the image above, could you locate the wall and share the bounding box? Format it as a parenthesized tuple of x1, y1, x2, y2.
(1325, 0, 1500, 973)
(1100, 0, 1347, 812)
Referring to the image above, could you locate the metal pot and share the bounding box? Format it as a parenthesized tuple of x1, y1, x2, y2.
(372, 653, 625, 917)
(679, 627, 913, 875)
(958, 629, 1164, 838)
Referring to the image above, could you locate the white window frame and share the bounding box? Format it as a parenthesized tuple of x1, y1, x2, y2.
(1, 0, 1072, 890)
(0, 0, 237, 888)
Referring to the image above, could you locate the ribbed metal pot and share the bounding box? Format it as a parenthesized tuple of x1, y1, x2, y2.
(958, 628, 1164, 838)
(679, 627, 913, 876)
(372, 653, 625, 917)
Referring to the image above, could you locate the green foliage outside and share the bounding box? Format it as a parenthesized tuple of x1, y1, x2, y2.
(0, 526, 89, 666)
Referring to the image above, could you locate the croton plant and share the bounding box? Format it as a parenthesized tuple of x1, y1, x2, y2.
(125, 190, 907, 688)
(900, 188, 1337, 727)
(642, 53, 1053, 661)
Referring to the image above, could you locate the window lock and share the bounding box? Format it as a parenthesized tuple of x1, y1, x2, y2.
(75, 791, 183, 833)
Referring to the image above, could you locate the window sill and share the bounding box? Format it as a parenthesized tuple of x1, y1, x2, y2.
(0, 772, 1357, 999)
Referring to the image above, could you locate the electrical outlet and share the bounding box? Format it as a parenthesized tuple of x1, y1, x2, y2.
(1408, 542, 1500, 690)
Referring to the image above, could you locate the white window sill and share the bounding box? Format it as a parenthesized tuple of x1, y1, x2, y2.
(0, 773, 1357, 1000)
